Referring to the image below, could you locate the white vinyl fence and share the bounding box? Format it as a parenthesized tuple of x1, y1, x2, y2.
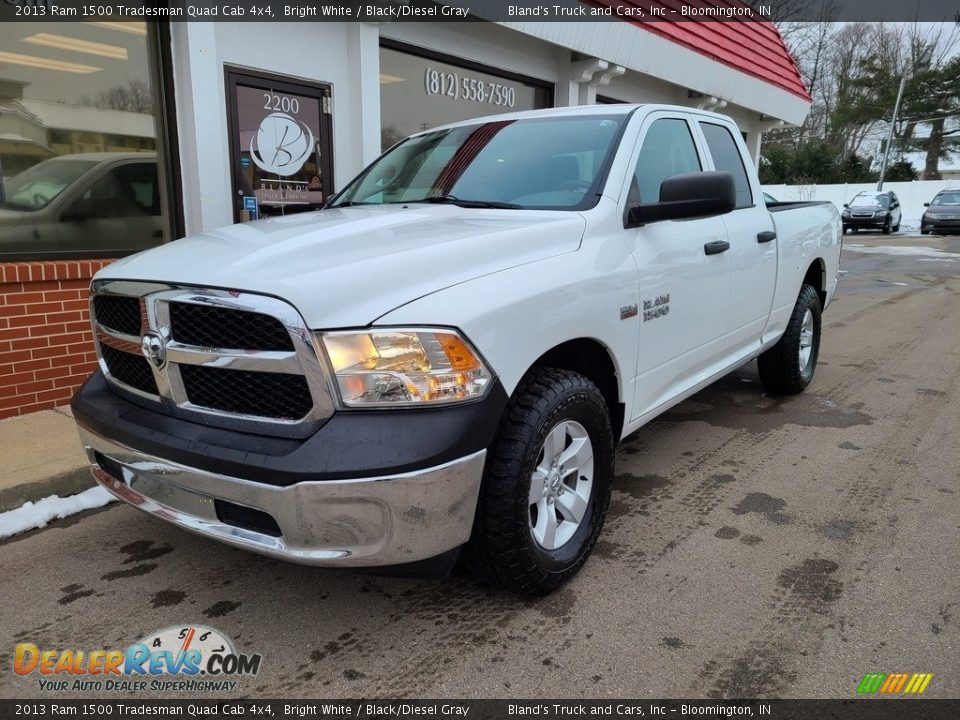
(761, 180, 960, 232)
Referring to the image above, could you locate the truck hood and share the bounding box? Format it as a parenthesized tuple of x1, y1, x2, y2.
(98, 204, 586, 328)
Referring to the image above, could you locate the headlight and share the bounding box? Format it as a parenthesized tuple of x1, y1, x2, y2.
(319, 328, 492, 407)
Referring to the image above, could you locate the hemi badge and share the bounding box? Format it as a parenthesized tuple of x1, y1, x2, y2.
(620, 304, 638, 320)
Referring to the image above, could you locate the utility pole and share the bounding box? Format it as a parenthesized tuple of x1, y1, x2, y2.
(877, 71, 908, 190)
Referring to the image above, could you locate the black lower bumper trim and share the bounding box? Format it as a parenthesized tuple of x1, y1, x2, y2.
(72, 371, 507, 487)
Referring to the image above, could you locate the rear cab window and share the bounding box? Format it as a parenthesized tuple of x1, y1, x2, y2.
(699, 122, 753, 209)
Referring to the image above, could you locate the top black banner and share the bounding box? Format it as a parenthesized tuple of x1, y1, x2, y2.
(1, 0, 958, 23)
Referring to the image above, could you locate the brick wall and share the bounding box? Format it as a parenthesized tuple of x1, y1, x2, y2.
(0, 260, 114, 420)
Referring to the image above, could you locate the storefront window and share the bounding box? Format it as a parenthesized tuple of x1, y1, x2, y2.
(379, 44, 552, 150)
(0, 21, 168, 260)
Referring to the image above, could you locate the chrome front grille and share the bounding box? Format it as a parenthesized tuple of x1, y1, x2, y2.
(100, 343, 158, 395)
(169, 302, 294, 352)
(92, 295, 143, 336)
(179, 364, 313, 420)
(90, 280, 334, 437)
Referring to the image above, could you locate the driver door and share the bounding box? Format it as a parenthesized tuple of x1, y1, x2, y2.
(621, 113, 732, 421)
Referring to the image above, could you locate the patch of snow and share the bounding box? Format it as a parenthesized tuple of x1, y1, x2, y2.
(0, 486, 115, 540)
(843, 244, 957, 260)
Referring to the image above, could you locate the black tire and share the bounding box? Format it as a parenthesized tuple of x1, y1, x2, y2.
(757, 284, 822, 395)
(465, 367, 615, 596)
(892, 222, 900, 232)
(920, 228, 930, 235)
(882, 220, 891, 235)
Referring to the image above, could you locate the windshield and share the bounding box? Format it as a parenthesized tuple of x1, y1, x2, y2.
(329, 115, 627, 210)
(1, 159, 97, 212)
(931, 192, 960, 206)
(849, 193, 889, 209)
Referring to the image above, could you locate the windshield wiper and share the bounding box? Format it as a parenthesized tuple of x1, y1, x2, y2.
(329, 200, 373, 208)
(419, 195, 523, 209)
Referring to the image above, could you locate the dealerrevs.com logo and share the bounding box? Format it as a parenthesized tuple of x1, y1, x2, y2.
(14, 625, 262, 693)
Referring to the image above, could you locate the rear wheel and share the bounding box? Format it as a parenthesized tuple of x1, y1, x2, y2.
(758, 284, 822, 395)
(465, 368, 615, 595)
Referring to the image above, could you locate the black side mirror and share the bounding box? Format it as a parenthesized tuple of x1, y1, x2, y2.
(924, 202, 930, 207)
(843, 203, 849, 208)
(626, 171, 736, 227)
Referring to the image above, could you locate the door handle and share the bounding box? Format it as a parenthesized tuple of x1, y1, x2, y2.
(757, 230, 777, 243)
(704, 240, 730, 255)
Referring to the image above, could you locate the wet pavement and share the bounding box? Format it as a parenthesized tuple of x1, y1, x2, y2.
(2, 233, 958, 700)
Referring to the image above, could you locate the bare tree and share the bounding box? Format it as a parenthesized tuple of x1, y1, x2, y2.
(79, 79, 153, 114)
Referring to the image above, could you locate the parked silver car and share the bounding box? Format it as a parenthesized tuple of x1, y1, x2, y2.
(0, 153, 163, 259)
(920, 189, 960, 235)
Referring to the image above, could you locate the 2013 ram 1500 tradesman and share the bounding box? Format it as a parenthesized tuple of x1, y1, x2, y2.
(72, 105, 841, 595)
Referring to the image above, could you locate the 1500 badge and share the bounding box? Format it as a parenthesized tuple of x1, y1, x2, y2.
(643, 294, 670, 322)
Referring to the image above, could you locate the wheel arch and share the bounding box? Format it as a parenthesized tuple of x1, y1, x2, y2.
(803, 257, 827, 309)
(527, 338, 625, 442)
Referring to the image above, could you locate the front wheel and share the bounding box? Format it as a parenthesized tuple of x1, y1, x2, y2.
(465, 368, 615, 595)
(757, 284, 822, 395)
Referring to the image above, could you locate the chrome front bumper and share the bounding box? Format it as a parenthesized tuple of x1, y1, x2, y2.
(78, 425, 485, 567)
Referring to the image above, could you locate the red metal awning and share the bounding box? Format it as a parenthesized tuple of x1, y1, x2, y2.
(590, 0, 812, 101)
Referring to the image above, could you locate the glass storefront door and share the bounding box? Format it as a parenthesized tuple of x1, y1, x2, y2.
(225, 68, 333, 222)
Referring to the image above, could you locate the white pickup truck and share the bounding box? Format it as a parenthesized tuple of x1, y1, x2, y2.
(72, 105, 840, 595)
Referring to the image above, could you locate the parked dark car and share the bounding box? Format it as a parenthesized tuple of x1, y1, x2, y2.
(841, 190, 901, 234)
(920, 189, 960, 235)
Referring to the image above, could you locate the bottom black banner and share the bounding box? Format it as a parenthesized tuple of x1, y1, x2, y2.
(2, 699, 958, 720)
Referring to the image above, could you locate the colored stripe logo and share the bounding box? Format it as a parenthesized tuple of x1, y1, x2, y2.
(857, 673, 933, 695)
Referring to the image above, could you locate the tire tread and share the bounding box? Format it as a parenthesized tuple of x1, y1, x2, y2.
(464, 367, 613, 596)
(757, 284, 821, 396)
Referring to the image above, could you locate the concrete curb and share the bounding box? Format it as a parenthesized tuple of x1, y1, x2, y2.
(0, 466, 94, 514)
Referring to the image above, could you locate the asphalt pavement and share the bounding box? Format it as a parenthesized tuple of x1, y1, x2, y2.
(2, 232, 958, 700)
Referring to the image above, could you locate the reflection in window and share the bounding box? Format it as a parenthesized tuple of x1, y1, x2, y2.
(379, 46, 551, 151)
(2, 158, 96, 212)
(0, 20, 165, 259)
